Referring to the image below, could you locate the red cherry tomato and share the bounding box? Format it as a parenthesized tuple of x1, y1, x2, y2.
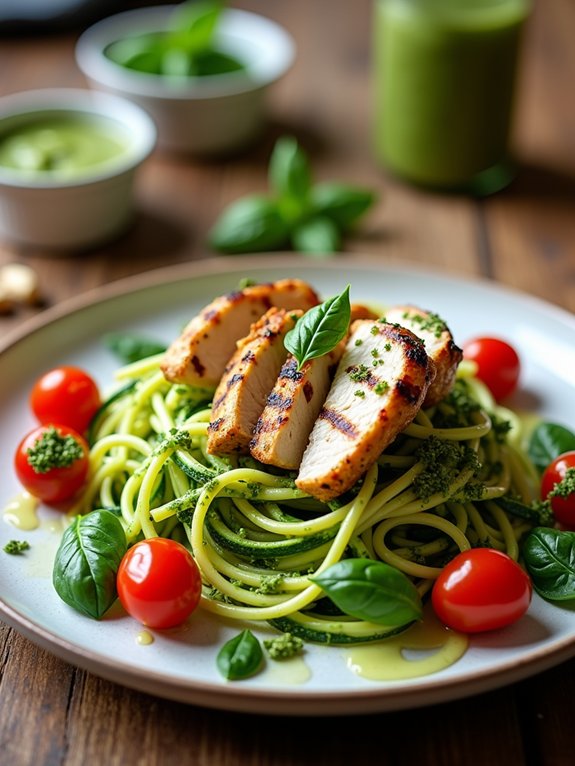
(117, 538, 202, 629)
(541, 451, 575, 530)
(30, 366, 101, 434)
(431, 548, 532, 633)
(14, 424, 89, 505)
(462, 337, 520, 402)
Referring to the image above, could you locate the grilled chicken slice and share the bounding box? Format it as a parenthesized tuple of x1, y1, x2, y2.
(161, 279, 320, 388)
(295, 320, 435, 502)
(250, 345, 344, 470)
(249, 304, 378, 470)
(383, 305, 462, 406)
(350, 303, 379, 322)
(207, 308, 302, 455)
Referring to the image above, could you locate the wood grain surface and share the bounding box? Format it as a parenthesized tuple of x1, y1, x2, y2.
(1, 1, 574, 764)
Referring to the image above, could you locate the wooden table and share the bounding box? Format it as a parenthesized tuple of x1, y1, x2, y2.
(1, 1, 574, 763)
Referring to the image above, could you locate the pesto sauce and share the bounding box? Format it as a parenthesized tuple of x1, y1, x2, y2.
(0, 117, 128, 177)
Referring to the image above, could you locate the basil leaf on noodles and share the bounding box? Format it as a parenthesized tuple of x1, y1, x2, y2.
(523, 527, 575, 601)
(527, 422, 575, 473)
(53, 510, 127, 619)
(217, 629, 264, 680)
(284, 285, 351, 370)
(310, 558, 423, 626)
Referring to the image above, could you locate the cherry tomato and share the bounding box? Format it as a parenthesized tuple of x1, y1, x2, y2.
(541, 451, 575, 530)
(431, 549, 532, 633)
(117, 538, 202, 629)
(14, 423, 89, 505)
(462, 337, 520, 402)
(30, 366, 101, 434)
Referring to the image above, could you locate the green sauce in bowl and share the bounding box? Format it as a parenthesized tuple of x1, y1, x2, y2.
(0, 116, 129, 178)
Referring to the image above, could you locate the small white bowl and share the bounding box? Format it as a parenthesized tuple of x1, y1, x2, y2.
(0, 88, 156, 251)
(75, 5, 296, 156)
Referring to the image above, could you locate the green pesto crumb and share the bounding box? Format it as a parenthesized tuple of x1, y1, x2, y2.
(3, 540, 30, 555)
(549, 467, 575, 500)
(256, 574, 285, 594)
(264, 632, 304, 660)
(26, 426, 84, 473)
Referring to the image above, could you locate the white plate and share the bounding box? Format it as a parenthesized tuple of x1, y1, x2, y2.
(1, 255, 575, 716)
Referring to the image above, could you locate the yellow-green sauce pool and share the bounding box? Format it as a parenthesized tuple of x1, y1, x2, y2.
(0, 116, 129, 178)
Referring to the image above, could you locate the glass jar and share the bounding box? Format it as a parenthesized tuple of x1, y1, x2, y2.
(373, 0, 531, 195)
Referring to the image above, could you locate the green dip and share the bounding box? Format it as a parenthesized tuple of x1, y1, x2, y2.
(0, 115, 129, 178)
(373, 0, 530, 194)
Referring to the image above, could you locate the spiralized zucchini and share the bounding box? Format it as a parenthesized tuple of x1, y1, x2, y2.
(71, 354, 542, 644)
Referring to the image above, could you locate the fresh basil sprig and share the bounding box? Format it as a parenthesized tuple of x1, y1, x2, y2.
(208, 195, 290, 254)
(310, 558, 423, 626)
(527, 422, 575, 474)
(216, 629, 263, 680)
(53, 510, 127, 619)
(284, 285, 351, 370)
(105, 1, 245, 78)
(292, 216, 341, 256)
(523, 527, 575, 601)
(269, 135, 312, 211)
(209, 136, 377, 256)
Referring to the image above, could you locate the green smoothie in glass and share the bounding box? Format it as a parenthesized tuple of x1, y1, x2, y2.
(373, 0, 530, 194)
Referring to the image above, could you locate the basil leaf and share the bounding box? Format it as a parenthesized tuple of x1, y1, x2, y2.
(311, 183, 377, 230)
(523, 527, 575, 601)
(193, 49, 245, 76)
(171, 1, 222, 55)
(216, 629, 263, 680)
(310, 558, 423, 626)
(105, 35, 165, 74)
(269, 136, 312, 208)
(52, 510, 127, 619)
(104, 333, 166, 364)
(284, 285, 351, 369)
(528, 422, 575, 473)
(291, 216, 341, 255)
(209, 195, 290, 254)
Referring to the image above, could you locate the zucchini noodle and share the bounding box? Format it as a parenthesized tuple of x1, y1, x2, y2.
(71, 354, 544, 645)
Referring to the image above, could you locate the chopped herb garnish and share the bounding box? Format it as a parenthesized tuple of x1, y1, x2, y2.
(370, 326, 379, 336)
(408, 311, 447, 338)
(374, 381, 389, 395)
(354, 338, 363, 347)
(354, 390, 366, 398)
(348, 364, 371, 383)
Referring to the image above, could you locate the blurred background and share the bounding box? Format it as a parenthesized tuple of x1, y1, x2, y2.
(0, 0, 574, 322)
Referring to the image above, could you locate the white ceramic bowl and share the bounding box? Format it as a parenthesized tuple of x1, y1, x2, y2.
(0, 88, 156, 251)
(75, 5, 296, 155)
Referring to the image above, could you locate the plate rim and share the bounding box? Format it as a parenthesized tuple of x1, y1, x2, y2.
(3, 253, 574, 358)
(1, 253, 575, 716)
